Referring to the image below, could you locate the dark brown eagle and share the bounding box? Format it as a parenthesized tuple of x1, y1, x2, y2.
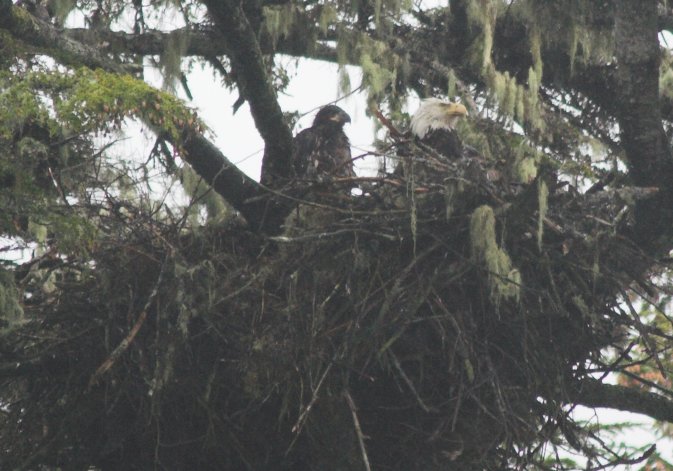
(410, 98, 468, 159)
(292, 105, 354, 180)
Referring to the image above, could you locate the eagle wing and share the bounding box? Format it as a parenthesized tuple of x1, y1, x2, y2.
(421, 128, 463, 160)
(292, 127, 354, 179)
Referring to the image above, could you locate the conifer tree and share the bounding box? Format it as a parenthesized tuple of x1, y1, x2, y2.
(2, 0, 673, 469)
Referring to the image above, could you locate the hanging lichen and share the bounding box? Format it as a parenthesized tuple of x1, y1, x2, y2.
(469, 205, 521, 302)
(338, 66, 352, 96)
(512, 144, 539, 184)
(537, 179, 548, 251)
(159, 29, 189, 92)
(0, 269, 23, 330)
(446, 67, 457, 98)
(444, 179, 465, 220)
(360, 52, 395, 96)
(529, 27, 543, 87)
(262, 3, 298, 45)
(660, 53, 673, 100)
(466, 0, 498, 72)
(336, 30, 405, 106)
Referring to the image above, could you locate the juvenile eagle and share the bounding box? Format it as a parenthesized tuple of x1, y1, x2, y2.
(410, 98, 468, 160)
(292, 105, 354, 180)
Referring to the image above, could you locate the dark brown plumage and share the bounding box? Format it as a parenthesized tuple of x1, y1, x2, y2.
(292, 105, 354, 180)
(418, 128, 464, 159)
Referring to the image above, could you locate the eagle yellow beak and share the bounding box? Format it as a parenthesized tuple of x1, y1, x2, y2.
(444, 102, 468, 117)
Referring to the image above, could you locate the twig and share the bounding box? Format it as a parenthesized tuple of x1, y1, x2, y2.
(270, 228, 398, 243)
(344, 390, 372, 471)
(286, 361, 334, 455)
(618, 368, 673, 399)
(620, 289, 667, 378)
(88, 254, 171, 389)
(569, 378, 673, 423)
(374, 108, 405, 139)
(389, 349, 436, 413)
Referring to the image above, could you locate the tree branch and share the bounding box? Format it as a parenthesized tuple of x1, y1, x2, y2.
(15, 1, 673, 242)
(179, 133, 288, 232)
(201, 0, 293, 188)
(0, 1, 132, 73)
(613, 0, 673, 252)
(614, 0, 671, 185)
(0, 4, 289, 232)
(65, 27, 219, 58)
(569, 378, 673, 424)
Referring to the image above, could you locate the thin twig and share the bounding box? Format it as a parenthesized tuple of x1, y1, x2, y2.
(88, 253, 171, 389)
(270, 228, 398, 243)
(620, 289, 667, 378)
(344, 390, 372, 471)
(389, 349, 436, 413)
(285, 361, 334, 455)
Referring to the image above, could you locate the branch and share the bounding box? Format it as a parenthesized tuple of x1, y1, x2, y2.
(59, 8, 673, 132)
(1, 6, 287, 232)
(201, 0, 293, 187)
(614, 0, 671, 185)
(65, 27, 220, 58)
(569, 378, 673, 424)
(0, 1, 132, 73)
(613, 0, 673, 252)
(179, 133, 288, 232)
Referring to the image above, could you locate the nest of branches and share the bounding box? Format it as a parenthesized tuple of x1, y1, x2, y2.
(0, 143, 661, 470)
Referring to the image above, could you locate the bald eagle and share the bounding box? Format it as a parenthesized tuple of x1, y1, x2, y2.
(292, 105, 354, 180)
(410, 98, 468, 160)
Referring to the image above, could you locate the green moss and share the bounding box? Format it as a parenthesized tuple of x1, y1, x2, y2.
(470, 205, 521, 303)
(0, 75, 52, 140)
(44, 68, 205, 143)
(6, 5, 35, 35)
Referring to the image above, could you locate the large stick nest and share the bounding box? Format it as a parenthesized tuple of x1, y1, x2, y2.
(0, 141, 657, 470)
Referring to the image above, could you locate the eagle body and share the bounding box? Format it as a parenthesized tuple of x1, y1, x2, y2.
(417, 128, 464, 160)
(410, 98, 468, 160)
(292, 105, 354, 180)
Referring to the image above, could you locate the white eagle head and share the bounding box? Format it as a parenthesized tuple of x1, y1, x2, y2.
(410, 98, 468, 139)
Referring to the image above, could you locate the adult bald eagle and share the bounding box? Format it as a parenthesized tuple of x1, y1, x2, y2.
(410, 98, 468, 160)
(292, 105, 355, 180)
